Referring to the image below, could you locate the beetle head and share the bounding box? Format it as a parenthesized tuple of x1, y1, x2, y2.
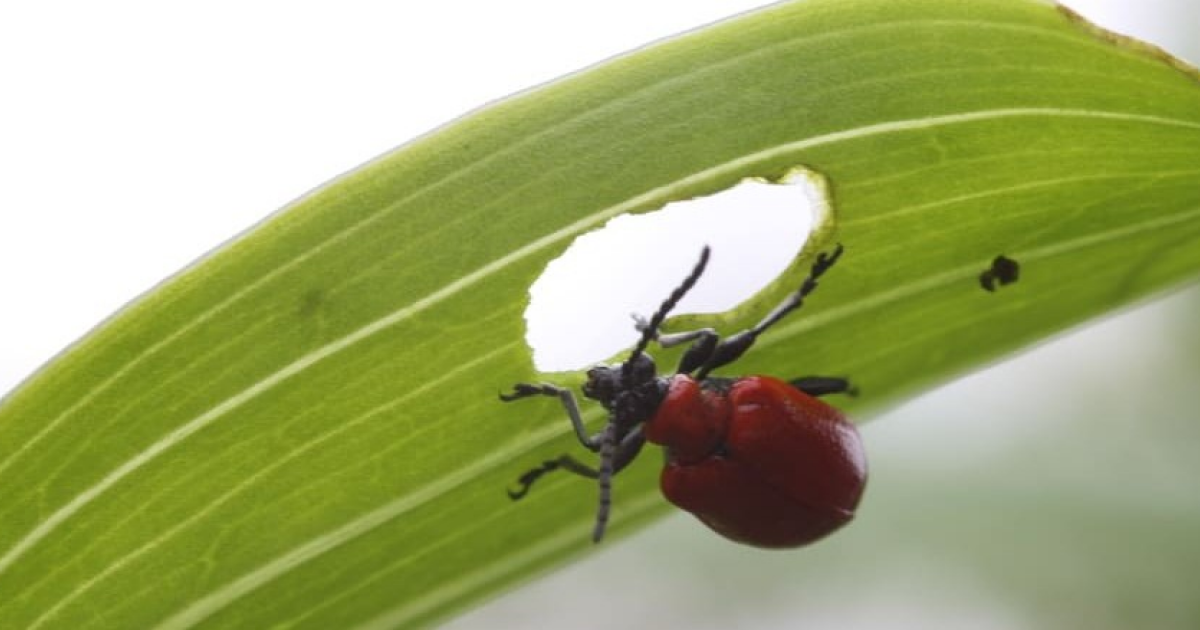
(582, 353, 657, 407)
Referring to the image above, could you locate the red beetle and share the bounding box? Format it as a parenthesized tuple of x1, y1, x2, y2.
(501, 244, 866, 548)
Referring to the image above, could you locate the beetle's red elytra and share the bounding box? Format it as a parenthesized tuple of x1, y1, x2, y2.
(653, 375, 865, 548)
(501, 245, 867, 548)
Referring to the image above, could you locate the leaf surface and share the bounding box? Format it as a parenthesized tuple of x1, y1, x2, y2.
(1, 1, 1199, 628)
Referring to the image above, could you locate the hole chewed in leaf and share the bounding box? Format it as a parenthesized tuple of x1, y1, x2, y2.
(526, 169, 830, 372)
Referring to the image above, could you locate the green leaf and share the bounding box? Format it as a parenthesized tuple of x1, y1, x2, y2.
(2, 1, 1199, 628)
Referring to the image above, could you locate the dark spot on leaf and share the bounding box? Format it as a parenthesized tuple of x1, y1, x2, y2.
(979, 255, 1020, 292)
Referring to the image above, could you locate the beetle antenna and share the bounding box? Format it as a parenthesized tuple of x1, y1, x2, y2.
(593, 424, 618, 542)
(624, 246, 711, 379)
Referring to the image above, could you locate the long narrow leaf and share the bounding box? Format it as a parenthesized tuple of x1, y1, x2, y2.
(1, 1, 1199, 628)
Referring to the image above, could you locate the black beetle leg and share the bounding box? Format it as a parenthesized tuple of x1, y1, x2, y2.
(500, 383, 601, 451)
(789, 376, 858, 398)
(695, 244, 844, 379)
(633, 313, 721, 375)
(507, 455, 599, 500)
(508, 426, 644, 507)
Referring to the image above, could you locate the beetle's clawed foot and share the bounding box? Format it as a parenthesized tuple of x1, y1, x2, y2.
(499, 383, 544, 402)
(506, 484, 532, 501)
(815, 243, 845, 273)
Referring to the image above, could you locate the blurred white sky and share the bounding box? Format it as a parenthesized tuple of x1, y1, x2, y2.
(1, 0, 1193, 391)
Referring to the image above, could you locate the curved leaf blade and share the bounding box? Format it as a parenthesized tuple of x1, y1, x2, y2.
(1, 1, 1199, 628)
